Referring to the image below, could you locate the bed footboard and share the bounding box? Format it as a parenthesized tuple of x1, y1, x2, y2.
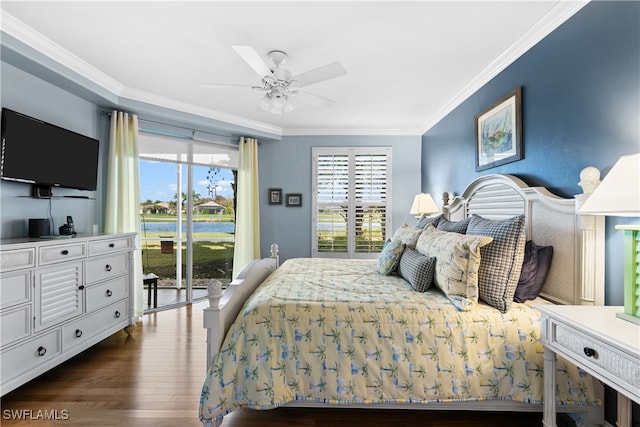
(203, 244, 279, 369)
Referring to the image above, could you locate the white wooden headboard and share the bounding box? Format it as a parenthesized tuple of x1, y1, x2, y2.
(444, 171, 604, 306)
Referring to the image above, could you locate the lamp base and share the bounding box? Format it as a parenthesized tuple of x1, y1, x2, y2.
(616, 312, 640, 325)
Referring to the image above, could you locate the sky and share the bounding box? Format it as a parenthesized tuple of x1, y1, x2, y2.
(139, 160, 235, 203)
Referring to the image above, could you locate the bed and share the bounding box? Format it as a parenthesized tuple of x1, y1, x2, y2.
(199, 171, 606, 426)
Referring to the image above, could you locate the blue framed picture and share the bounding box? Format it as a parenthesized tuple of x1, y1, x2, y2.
(475, 87, 523, 171)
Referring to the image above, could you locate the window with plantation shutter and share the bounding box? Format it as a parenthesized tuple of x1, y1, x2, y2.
(312, 147, 392, 258)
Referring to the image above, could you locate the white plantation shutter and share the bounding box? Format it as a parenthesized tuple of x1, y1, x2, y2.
(312, 147, 392, 258)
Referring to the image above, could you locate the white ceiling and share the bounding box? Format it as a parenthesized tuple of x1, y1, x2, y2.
(1, 1, 588, 137)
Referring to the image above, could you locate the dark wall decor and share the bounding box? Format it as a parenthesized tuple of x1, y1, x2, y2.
(268, 188, 282, 205)
(286, 193, 302, 207)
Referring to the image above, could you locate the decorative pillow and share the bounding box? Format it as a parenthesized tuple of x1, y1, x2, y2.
(391, 224, 423, 248)
(436, 217, 471, 234)
(397, 248, 436, 292)
(466, 214, 527, 313)
(514, 241, 554, 302)
(415, 225, 493, 310)
(416, 213, 443, 229)
(377, 239, 406, 275)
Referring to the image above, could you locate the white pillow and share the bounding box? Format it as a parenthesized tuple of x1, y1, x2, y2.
(391, 223, 424, 249)
(415, 225, 493, 310)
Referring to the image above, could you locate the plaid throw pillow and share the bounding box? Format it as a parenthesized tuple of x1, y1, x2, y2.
(398, 248, 436, 292)
(437, 217, 471, 234)
(466, 214, 527, 313)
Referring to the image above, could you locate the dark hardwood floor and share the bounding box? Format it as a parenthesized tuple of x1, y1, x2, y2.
(1, 301, 562, 426)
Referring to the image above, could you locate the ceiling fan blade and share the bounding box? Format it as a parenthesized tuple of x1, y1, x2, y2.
(295, 90, 336, 108)
(199, 83, 255, 89)
(199, 83, 269, 94)
(294, 62, 347, 88)
(232, 45, 273, 78)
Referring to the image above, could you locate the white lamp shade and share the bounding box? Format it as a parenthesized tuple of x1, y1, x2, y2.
(410, 193, 440, 216)
(579, 153, 640, 217)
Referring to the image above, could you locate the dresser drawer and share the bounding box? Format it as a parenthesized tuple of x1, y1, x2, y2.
(1, 248, 35, 272)
(0, 270, 31, 309)
(63, 299, 128, 351)
(88, 237, 132, 257)
(550, 319, 640, 395)
(86, 253, 128, 284)
(1, 304, 31, 347)
(38, 242, 86, 265)
(85, 276, 128, 313)
(1, 329, 61, 383)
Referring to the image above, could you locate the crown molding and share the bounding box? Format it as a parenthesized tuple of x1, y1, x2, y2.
(1, 10, 124, 96)
(419, 0, 590, 135)
(120, 87, 284, 137)
(282, 127, 423, 136)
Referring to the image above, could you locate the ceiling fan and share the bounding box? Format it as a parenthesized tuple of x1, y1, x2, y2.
(200, 45, 347, 115)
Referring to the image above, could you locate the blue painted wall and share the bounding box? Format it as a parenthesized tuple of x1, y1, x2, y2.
(421, 1, 639, 305)
(259, 135, 422, 262)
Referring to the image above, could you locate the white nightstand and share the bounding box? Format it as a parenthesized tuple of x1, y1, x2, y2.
(538, 305, 640, 427)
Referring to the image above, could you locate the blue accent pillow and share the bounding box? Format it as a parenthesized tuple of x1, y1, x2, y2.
(514, 240, 554, 302)
(436, 217, 471, 234)
(416, 214, 443, 229)
(397, 248, 436, 292)
(377, 239, 405, 275)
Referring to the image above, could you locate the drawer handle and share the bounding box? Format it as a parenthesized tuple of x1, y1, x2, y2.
(79, 285, 85, 290)
(61, 250, 69, 255)
(105, 264, 112, 272)
(37, 346, 47, 356)
(109, 243, 115, 248)
(106, 289, 113, 297)
(583, 347, 597, 358)
(75, 329, 83, 338)
(114, 310, 121, 318)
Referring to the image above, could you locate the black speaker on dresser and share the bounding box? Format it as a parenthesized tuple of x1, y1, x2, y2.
(28, 218, 51, 238)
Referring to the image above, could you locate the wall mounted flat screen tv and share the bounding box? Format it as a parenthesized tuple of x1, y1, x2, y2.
(1, 108, 99, 191)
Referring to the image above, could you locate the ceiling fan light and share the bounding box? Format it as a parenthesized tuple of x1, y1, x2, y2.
(258, 93, 290, 114)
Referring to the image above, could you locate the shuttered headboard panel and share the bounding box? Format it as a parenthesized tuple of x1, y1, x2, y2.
(444, 173, 604, 306)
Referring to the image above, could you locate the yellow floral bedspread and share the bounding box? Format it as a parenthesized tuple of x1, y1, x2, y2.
(199, 258, 598, 424)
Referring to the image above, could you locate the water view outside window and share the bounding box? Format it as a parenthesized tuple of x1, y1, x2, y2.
(139, 160, 236, 308)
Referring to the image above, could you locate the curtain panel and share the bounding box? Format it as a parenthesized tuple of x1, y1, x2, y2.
(105, 111, 144, 320)
(232, 137, 260, 279)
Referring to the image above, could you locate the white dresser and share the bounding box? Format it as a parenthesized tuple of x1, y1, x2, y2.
(0, 233, 136, 395)
(539, 305, 640, 427)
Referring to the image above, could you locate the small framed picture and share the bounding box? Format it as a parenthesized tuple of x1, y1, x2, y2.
(286, 193, 302, 207)
(268, 188, 282, 205)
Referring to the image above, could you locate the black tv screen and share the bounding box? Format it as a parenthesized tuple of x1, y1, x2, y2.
(1, 108, 99, 191)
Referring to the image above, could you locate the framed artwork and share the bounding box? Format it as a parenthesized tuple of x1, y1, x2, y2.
(286, 193, 302, 207)
(268, 188, 282, 205)
(475, 87, 523, 171)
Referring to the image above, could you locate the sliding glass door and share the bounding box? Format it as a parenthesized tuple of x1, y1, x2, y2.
(138, 131, 238, 311)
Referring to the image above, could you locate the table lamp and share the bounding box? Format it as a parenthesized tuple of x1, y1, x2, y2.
(579, 153, 640, 324)
(410, 193, 440, 218)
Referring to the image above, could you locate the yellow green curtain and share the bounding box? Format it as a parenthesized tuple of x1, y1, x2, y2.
(232, 137, 260, 279)
(104, 111, 143, 320)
